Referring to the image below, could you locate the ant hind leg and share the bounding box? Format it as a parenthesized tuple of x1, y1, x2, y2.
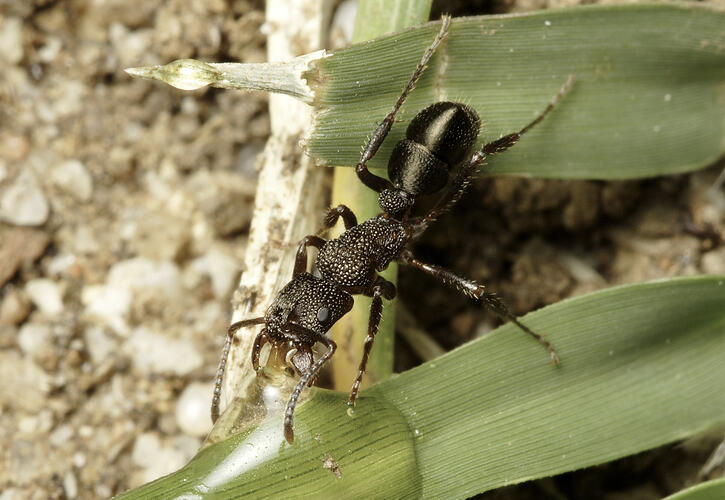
(398, 250, 559, 365)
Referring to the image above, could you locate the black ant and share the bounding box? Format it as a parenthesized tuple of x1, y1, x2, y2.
(211, 16, 572, 444)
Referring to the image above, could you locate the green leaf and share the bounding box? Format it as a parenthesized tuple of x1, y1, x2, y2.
(306, 4, 725, 179)
(665, 478, 725, 500)
(117, 276, 725, 499)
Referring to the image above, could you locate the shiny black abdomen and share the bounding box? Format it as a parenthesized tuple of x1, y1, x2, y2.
(388, 102, 480, 196)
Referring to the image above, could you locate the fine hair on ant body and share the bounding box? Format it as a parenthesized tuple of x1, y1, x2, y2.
(211, 15, 573, 444)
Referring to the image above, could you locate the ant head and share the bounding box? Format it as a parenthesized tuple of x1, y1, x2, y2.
(289, 274, 353, 335)
(378, 188, 415, 218)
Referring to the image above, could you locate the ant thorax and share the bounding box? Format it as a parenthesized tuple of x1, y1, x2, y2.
(315, 217, 409, 287)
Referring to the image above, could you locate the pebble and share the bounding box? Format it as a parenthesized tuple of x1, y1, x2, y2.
(131, 432, 188, 484)
(0, 172, 50, 226)
(175, 382, 212, 437)
(83, 258, 182, 334)
(0, 17, 23, 64)
(50, 159, 93, 201)
(84, 326, 118, 364)
(0, 132, 30, 162)
(0, 289, 31, 326)
(331, 0, 357, 45)
(49, 424, 75, 447)
(190, 249, 239, 299)
(82, 284, 132, 336)
(25, 278, 64, 316)
(702, 247, 725, 274)
(0, 227, 50, 287)
(125, 327, 203, 376)
(63, 471, 78, 499)
(107, 258, 182, 300)
(0, 351, 52, 412)
(18, 323, 53, 358)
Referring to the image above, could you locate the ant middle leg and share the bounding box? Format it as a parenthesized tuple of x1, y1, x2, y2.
(211, 317, 266, 422)
(355, 16, 452, 193)
(347, 276, 396, 407)
(398, 250, 559, 365)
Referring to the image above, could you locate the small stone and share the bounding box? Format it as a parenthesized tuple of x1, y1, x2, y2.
(175, 382, 212, 437)
(0, 350, 52, 412)
(131, 432, 187, 485)
(25, 278, 64, 316)
(125, 327, 203, 376)
(0, 17, 23, 64)
(82, 284, 132, 335)
(190, 249, 239, 299)
(63, 471, 78, 499)
(108, 258, 182, 300)
(18, 323, 53, 358)
(50, 159, 93, 201)
(330, 0, 357, 46)
(49, 424, 74, 446)
(0, 172, 49, 226)
(0, 289, 31, 326)
(0, 132, 30, 162)
(0, 227, 50, 287)
(702, 248, 725, 274)
(84, 326, 117, 364)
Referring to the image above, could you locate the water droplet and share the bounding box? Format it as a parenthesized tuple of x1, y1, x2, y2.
(347, 407, 355, 417)
(664, 93, 672, 102)
(413, 429, 421, 437)
(544, 20, 552, 26)
(653, 125, 661, 133)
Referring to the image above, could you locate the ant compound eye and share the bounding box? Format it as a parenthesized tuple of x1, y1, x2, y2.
(316, 306, 330, 324)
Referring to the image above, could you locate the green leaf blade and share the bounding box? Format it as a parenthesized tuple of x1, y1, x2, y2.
(117, 276, 725, 499)
(382, 276, 725, 497)
(306, 4, 725, 179)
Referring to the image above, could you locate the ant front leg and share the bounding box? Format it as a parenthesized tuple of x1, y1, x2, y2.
(211, 317, 266, 423)
(316, 204, 358, 235)
(283, 334, 337, 444)
(355, 16, 451, 193)
(348, 276, 397, 407)
(293, 235, 326, 277)
(398, 250, 559, 365)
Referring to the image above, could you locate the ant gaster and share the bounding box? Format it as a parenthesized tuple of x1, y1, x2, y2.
(211, 16, 573, 444)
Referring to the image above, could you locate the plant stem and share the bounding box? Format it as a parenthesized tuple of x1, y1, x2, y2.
(329, 0, 433, 393)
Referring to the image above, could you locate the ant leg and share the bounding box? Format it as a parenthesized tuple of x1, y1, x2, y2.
(348, 276, 396, 407)
(412, 75, 574, 237)
(211, 317, 266, 423)
(284, 336, 337, 444)
(251, 330, 270, 372)
(316, 204, 358, 235)
(356, 16, 452, 193)
(478, 75, 575, 157)
(293, 235, 326, 277)
(398, 250, 559, 365)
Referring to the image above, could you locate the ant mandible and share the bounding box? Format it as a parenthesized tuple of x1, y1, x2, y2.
(211, 15, 572, 444)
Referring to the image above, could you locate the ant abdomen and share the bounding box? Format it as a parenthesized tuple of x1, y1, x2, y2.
(388, 102, 481, 196)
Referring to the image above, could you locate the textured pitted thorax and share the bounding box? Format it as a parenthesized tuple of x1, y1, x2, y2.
(264, 273, 353, 343)
(316, 216, 408, 287)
